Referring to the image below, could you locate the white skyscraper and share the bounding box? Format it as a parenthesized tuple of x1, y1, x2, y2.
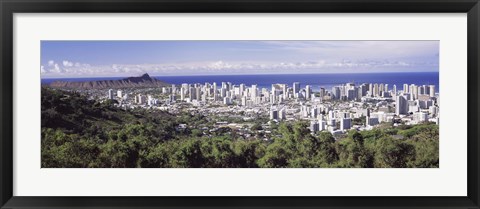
(117, 90, 122, 98)
(310, 107, 318, 119)
(293, 82, 300, 98)
(213, 82, 218, 101)
(318, 119, 326, 131)
(328, 110, 335, 119)
(180, 88, 185, 101)
(429, 85, 436, 97)
(368, 83, 373, 96)
(251, 84, 258, 100)
(373, 83, 379, 97)
(108, 89, 114, 100)
(305, 85, 312, 100)
(410, 84, 417, 101)
(280, 108, 286, 120)
(239, 83, 245, 96)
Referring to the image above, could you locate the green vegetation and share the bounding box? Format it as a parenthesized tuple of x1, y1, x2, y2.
(41, 88, 439, 168)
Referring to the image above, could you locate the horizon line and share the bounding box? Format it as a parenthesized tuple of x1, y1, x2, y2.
(41, 71, 439, 79)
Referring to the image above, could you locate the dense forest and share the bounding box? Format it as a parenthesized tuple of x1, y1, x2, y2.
(41, 88, 439, 168)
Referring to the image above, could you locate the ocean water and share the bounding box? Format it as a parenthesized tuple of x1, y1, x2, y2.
(42, 72, 439, 92)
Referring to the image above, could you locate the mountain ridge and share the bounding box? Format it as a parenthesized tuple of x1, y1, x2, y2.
(48, 73, 170, 89)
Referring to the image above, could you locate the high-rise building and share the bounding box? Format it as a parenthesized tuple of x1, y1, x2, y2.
(429, 85, 436, 97)
(410, 84, 417, 101)
(147, 95, 154, 106)
(180, 88, 185, 101)
(359, 84, 368, 97)
(279, 108, 286, 120)
(311, 107, 318, 119)
(137, 94, 146, 104)
(239, 84, 245, 96)
(189, 87, 196, 99)
(379, 83, 385, 93)
(395, 95, 408, 115)
(368, 83, 373, 96)
(310, 121, 319, 133)
(332, 86, 341, 100)
(305, 85, 312, 99)
(347, 89, 355, 100)
(227, 82, 232, 91)
(318, 119, 326, 131)
(241, 96, 247, 106)
(213, 82, 218, 101)
(283, 84, 288, 99)
(319, 88, 326, 98)
(293, 82, 300, 94)
(181, 83, 189, 92)
(340, 118, 351, 131)
(429, 106, 438, 117)
(251, 84, 258, 100)
(195, 87, 201, 100)
(220, 88, 227, 98)
(329, 119, 336, 128)
(403, 84, 409, 93)
(108, 89, 114, 100)
(272, 83, 287, 101)
(423, 85, 429, 95)
(270, 108, 278, 120)
(293, 82, 300, 98)
(223, 97, 231, 105)
(117, 90, 122, 98)
(328, 110, 335, 120)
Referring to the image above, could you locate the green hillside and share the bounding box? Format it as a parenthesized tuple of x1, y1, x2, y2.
(41, 87, 439, 168)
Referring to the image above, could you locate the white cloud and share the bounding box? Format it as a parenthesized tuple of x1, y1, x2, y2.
(63, 60, 74, 67)
(53, 63, 62, 73)
(40, 58, 438, 78)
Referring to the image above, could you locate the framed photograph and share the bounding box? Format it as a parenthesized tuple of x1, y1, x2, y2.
(1, 0, 479, 208)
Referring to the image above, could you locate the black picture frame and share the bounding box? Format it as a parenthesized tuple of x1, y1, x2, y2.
(1, 0, 479, 208)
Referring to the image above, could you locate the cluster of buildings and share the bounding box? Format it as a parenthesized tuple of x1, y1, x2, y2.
(105, 80, 439, 137)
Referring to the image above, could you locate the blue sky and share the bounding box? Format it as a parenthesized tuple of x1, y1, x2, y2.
(41, 41, 439, 78)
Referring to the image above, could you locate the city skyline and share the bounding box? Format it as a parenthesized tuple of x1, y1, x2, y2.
(41, 41, 439, 78)
(41, 40, 440, 168)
